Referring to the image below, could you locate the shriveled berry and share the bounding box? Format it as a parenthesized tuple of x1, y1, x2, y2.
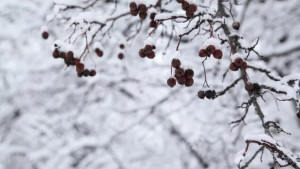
(213, 49, 223, 59)
(52, 49, 60, 59)
(146, 51, 155, 59)
(185, 78, 194, 87)
(76, 63, 85, 73)
(230, 63, 239, 71)
(232, 21, 240, 30)
(119, 44, 125, 49)
(59, 52, 66, 58)
(234, 57, 244, 66)
(206, 45, 216, 55)
(185, 69, 194, 79)
(188, 4, 197, 12)
(66, 51, 74, 60)
(205, 90, 216, 99)
(171, 59, 181, 68)
(182, 1, 190, 11)
(167, 77, 176, 88)
(118, 53, 124, 60)
(199, 49, 208, 57)
(74, 58, 80, 65)
(89, 70, 96, 76)
(42, 31, 49, 39)
(240, 62, 247, 69)
(186, 11, 194, 18)
(139, 49, 146, 58)
(245, 83, 254, 91)
(175, 68, 185, 77)
(176, 76, 187, 85)
(129, 2, 137, 9)
(130, 9, 139, 16)
(95, 48, 103, 57)
(83, 69, 90, 77)
(198, 90, 205, 99)
(150, 13, 156, 20)
(138, 4, 147, 12)
(149, 21, 158, 28)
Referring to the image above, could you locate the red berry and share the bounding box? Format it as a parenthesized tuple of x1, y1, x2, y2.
(182, 2, 190, 11)
(175, 68, 185, 77)
(229, 62, 239, 71)
(149, 21, 158, 28)
(66, 51, 74, 60)
(52, 49, 60, 59)
(297, 112, 300, 119)
(144, 45, 153, 52)
(176, 76, 187, 85)
(118, 53, 124, 60)
(89, 70, 96, 76)
(185, 69, 194, 79)
(76, 63, 85, 73)
(139, 49, 146, 58)
(139, 12, 147, 19)
(245, 83, 254, 91)
(234, 57, 244, 66)
(59, 52, 66, 58)
(206, 45, 216, 55)
(74, 58, 80, 65)
(42, 31, 49, 39)
(188, 4, 197, 12)
(186, 11, 194, 18)
(129, 2, 137, 9)
(95, 48, 103, 57)
(167, 77, 176, 88)
(138, 4, 147, 12)
(119, 44, 125, 49)
(150, 13, 156, 20)
(130, 9, 139, 16)
(213, 49, 223, 59)
(199, 49, 208, 57)
(185, 78, 194, 87)
(146, 51, 155, 59)
(240, 62, 247, 69)
(171, 59, 181, 68)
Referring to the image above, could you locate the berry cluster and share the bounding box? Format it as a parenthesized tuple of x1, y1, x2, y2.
(229, 57, 247, 71)
(52, 47, 96, 78)
(167, 59, 194, 88)
(42, 31, 49, 40)
(95, 48, 103, 57)
(176, 0, 197, 17)
(197, 90, 216, 99)
(118, 44, 125, 60)
(149, 12, 158, 28)
(139, 44, 156, 59)
(199, 45, 223, 59)
(129, 2, 147, 20)
(244, 82, 261, 93)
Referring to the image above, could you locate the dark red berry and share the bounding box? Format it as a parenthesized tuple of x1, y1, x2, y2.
(176, 0, 184, 3)
(118, 53, 124, 60)
(186, 11, 194, 18)
(199, 49, 208, 57)
(138, 4, 147, 12)
(59, 52, 66, 58)
(129, 2, 137, 9)
(130, 9, 139, 16)
(167, 77, 176, 88)
(232, 21, 240, 30)
(176, 76, 187, 85)
(150, 13, 156, 20)
(146, 51, 155, 59)
(77, 72, 83, 78)
(139, 49, 146, 58)
(144, 45, 153, 52)
(188, 4, 197, 12)
(213, 49, 223, 59)
(83, 69, 90, 77)
(89, 70, 96, 76)
(245, 83, 254, 91)
(206, 45, 216, 55)
(175, 68, 185, 77)
(76, 63, 85, 73)
(229, 62, 239, 71)
(171, 59, 181, 68)
(182, 2, 190, 11)
(240, 62, 247, 69)
(198, 90, 205, 99)
(66, 51, 74, 60)
(74, 58, 80, 65)
(234, 57, 244, 66)
(139, 12, 147, 20)
(296, 112, 300, 119)
(95, 48, 103, 57)
(42, 31, 49, 39)
(52, 49, 60, 59)
(185, 69, 194, 79)
(185, 78, 194, 87)
(149, 21, 158, 28)
(119, 44, 125, 49)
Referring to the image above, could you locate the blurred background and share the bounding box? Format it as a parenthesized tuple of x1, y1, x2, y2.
(0, 0, 300, 169)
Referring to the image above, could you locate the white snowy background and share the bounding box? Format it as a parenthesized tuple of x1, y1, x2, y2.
(0, 0, 300, 169)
